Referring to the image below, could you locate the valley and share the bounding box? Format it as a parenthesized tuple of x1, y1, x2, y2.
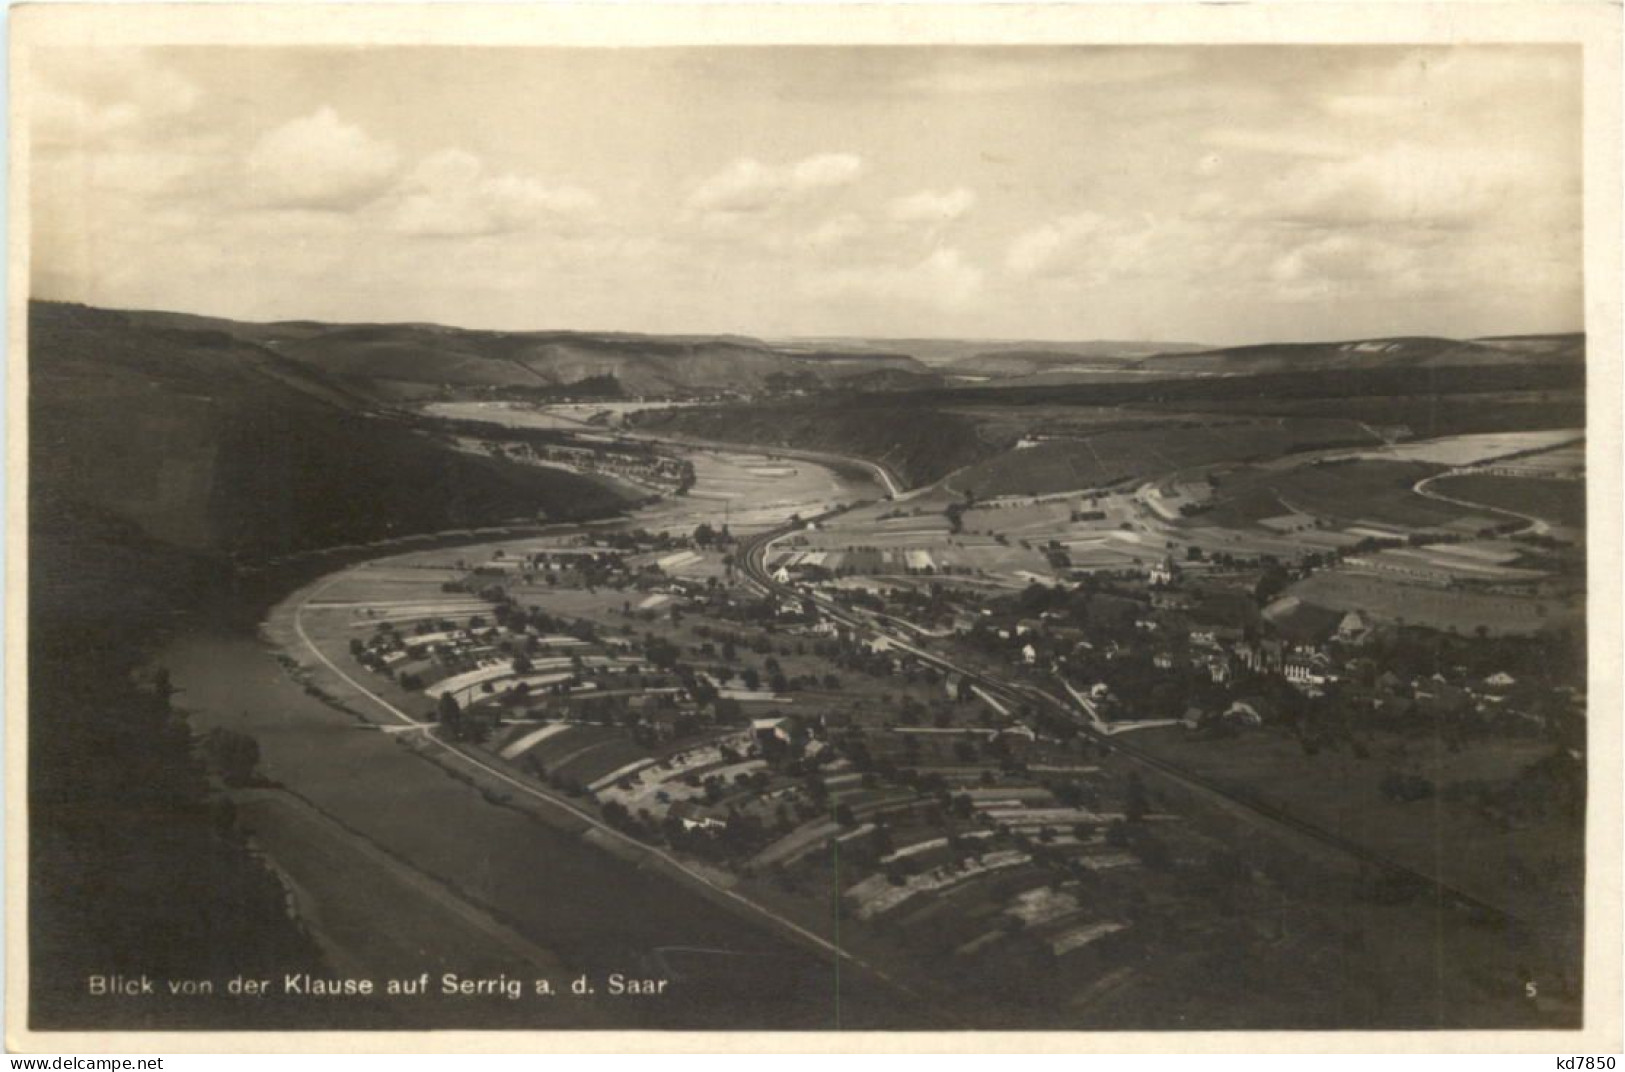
(27, 300, 1589, 1031)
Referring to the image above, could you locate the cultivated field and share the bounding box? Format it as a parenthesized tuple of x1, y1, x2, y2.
(947, 418, 1375, 499)
(1128, 725, 1582, 929)
(1430, 475, 1586, 531)
(1204, 460, 1473, 531)
(1285, 571, 1579, 636)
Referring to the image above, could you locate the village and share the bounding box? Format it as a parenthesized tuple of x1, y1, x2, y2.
(320, 491, 1583, 1020)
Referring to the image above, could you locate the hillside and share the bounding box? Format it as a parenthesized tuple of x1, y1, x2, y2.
(30, 301, 636, 563)
(1135, 334, 1585, 376)
(95, 305, 936, 399)
(770, 336, 1206, 368)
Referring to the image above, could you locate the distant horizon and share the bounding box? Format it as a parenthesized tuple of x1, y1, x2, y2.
(28, 45, 1583, 344)
(26, 293, 1585, 359)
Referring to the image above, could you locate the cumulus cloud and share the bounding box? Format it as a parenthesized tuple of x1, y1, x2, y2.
(385, 149, 598, 237)
(1275, 144, 1547, 230)
(887, 187, 977, 224)
(795, 213, 868, 252)
(245, 107, 401, 210)
(1006, 212, 1117, 280)
(686, 152, 864, 218)
(806, 247, 984, 310)
(1266, 232, 1427, 300)
(32, 50, 202, 148)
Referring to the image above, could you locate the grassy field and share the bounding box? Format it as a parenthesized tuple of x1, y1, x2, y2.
(1205, 460, 1467, 530)
(1158, 390, 1585, 440)
(948, 418, 1373, 498)
(1432, 475, 1586, 530)
(1286, 571, 1579, 636)
(1128, 725, 1582, 930)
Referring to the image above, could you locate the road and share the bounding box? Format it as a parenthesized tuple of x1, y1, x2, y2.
(1413, 472, 1548, 535)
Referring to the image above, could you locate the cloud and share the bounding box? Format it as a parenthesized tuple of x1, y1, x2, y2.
(32, 50, 202, 148)
(795, 213, 868, 252)
(1265, 232, 1428, 301)
(902, 50, 1197, 96)
(1196, 141, 1572, 234)
(1006, 212, 1116, 280)
(384, 149, 598, 238)
(887, 187, 977, 224)
(245, 107, 401, 210)
(806, 247, 984, 310)
(686, 152, 864, 218)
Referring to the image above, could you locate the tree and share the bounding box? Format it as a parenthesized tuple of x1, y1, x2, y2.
(200, 728, 261, 788)
(436, 693, 464, 735)
(1254, 564, 1291, 605)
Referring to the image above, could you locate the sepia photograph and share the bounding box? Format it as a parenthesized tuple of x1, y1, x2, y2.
(8, 1, 1621, 1052)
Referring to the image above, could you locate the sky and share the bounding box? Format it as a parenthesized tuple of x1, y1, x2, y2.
(28, 45, 1583, 345)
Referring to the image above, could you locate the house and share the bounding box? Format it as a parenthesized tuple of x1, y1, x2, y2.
(1206, 654, 1236, 684)
(1485, 671, 1517, 690)
(1223, 700, 1266, 726)
(752, 716, 793, 743)
(1149, 556, 1179, 587)
(1337, 610, 1375, 645)
(669, 801, 728, 831)
(1151, 590, 1194, 611)
(1238, 638, 1286, 675)
(1021, 643, 1039, 665)
(1283, 655, 1322, 686)
(772, 566, 793, 585)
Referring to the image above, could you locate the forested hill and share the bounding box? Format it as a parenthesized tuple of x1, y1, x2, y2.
(40, 300, 938, 401)
(30, 300, 636, 564)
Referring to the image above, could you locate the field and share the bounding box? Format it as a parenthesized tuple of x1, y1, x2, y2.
(1343, 429, 1582, 467)
(1128, 725, 1582, 931)
(1285, 571, 1580, 636)
(1204, 460, 1471, 531)
(947, 418, 1374, 499)
(1157, 389, 1585, 441)
(1431, 475, 1586, 530)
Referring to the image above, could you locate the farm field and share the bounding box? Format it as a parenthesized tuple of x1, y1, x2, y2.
(1138, 389, 1585, 441)
(1284, 571, 1579, 636)
(946, 418, 1376, 499)
(1204, 460, 1471, 530)
(1339, 429, 1582, 467)
(1431, 475, 1586, 531)
(1127, 726, 1582, 930)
